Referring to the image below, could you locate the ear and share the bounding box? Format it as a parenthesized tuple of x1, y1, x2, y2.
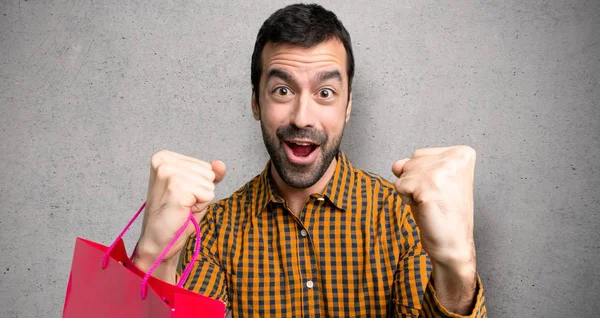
(345, 92, 353, 123)
(251, 89, 260, 121)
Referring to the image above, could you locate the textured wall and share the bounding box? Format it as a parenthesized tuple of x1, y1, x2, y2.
(1, 0, 599, 317)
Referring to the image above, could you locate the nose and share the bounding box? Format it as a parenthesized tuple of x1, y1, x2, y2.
(290, 93, 316, 129)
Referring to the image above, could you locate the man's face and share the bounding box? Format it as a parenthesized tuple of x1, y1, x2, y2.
(252, 39, 352, 189)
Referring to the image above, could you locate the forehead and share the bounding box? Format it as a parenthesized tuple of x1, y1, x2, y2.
(261, 39, 347, 80)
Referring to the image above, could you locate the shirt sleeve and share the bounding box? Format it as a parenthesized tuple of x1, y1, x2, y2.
(392, 201, 487, 317)
(420, 273, 486, 317)
(178, 203, 229, 307)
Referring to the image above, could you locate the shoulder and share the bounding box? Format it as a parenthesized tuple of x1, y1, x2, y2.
(351, 165, 407, 213)
(348, 164, 408, 228)
(204, 173, 263, 222)
(352, 166, 397, 197)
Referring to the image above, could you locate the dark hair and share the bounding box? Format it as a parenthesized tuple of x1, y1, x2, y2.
(251, 3, 354, 101)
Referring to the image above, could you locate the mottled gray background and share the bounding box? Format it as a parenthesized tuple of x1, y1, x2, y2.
(1, 0, 599, 317)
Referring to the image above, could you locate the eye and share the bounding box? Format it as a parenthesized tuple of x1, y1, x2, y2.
(274, 87, 290, 96)
(318, 88, 335, 99)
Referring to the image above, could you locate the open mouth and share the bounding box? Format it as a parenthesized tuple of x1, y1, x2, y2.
(283, 140, 320, 165)
(286, 141, 317, 156)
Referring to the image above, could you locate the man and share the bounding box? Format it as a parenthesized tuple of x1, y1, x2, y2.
(133, 3, 486, 317)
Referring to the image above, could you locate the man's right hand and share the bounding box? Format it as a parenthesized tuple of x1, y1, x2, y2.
(132, 150, 226, 280)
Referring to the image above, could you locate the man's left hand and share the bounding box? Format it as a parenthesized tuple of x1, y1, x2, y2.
(392, 145, 477, 313)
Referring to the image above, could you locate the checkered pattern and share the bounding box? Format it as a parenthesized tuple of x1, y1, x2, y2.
(181, 151, 486, 317)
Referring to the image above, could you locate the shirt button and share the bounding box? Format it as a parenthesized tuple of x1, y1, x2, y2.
(306, 280, 314, 289)
(300, 229, 307, 237)
(317, 197, 325, 201)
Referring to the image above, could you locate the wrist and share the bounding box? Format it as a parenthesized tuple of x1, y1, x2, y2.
(430, 244, 476, 282)
(132, 239, 179, 272)
(431, 259, 476, 285)
(428, 239, 476, 268)
(429, 244, 477, 291)
(430, 259, 477, 315)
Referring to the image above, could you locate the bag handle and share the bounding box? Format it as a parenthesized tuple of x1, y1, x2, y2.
(101, 202, 202, 300)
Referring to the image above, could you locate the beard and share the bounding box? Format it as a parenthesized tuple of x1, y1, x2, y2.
(261, 123, 343, 189)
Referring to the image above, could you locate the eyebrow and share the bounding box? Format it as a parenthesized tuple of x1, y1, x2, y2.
(265, 68, 343, 86)
(266, 68, 293, 84)
(315, 70, 342, 83)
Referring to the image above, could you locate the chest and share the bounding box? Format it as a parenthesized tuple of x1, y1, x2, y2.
(219, 201, 402, 316)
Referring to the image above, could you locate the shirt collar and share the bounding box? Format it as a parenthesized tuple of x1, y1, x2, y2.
(254, 150, 354, 215)
(322, 150, 353, 211)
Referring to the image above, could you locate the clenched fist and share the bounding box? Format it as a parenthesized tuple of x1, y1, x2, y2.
(392, 145, 476, 267)
(392, 145, 478, 313)
(133, 150, 226, 281)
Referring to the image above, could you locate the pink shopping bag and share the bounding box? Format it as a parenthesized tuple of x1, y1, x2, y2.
(63, 202, 226, 317)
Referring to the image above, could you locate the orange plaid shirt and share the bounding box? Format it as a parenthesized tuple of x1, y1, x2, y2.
(181, 151, 486, 317)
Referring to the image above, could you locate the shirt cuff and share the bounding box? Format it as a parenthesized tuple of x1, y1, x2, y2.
(422, 273, 487, 317)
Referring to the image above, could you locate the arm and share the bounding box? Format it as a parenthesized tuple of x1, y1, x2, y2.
(392, 201, 486, 317)
(421, 272, 486, 317)
(132, 241, 180, 285)
(132, 150, 226, 285)
(391, 146, 487, 317)
(428, 257, 480, 316)
(179, 204, 229, 304)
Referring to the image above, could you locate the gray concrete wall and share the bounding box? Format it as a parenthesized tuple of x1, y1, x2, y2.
(1, 0, 599, 317)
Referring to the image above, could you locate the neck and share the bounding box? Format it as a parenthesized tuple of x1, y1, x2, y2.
(270, 158, 338, 215)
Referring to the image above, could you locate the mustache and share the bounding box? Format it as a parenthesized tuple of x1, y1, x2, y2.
(276, 125, 327, 145)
